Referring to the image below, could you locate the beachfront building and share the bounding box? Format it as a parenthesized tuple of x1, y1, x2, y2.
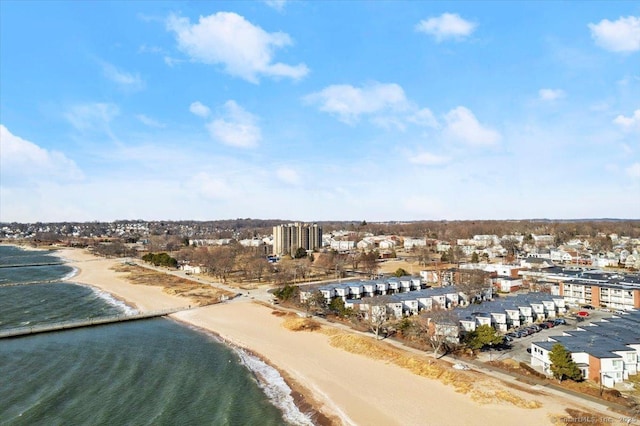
(454, 293, 565, 333)
(272, 223, 322, 256)
(530, 311, 640, 387)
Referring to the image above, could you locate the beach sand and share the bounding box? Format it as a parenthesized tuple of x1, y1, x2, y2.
(55, 247, 619, 426)
(57, 248, 187, 312)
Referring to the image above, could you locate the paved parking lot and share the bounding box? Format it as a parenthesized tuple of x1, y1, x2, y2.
(478, 310, 616, 364)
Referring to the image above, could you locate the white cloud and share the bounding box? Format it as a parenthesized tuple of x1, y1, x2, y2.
(0, 125, 83, 180)
(409, 152, 451, 166)
(304, 82, 409, 124)
(370, 116, 406, 131)
(538, 88, 566, 101)
(443, 106, 501, 146)
(415, 13, 477, 42)
(163, 56, 184, 67)
(188, 172, 234, 199)
(101, 61, 144, 90)
(264, 0, 287, 11)
(621, 144, 634, 155)
(190, 101, 211, 118)
(138, 44, 164, 54)
(166, 12, 308, 83)
(136, 114, 166, 128)
(626, 162, 640, 179)
(275, 166, 301, 185)
(613, 109, 640, 131)
(588, 16, 640, 52)
(64, 103, 119, 132)
(207, 100, 261, 148)
(407, 108, 439, 128)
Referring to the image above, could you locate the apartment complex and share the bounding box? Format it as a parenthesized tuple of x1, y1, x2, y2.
(272, 223, 322, 256)
(531, 311, 640, 387)
(551, 271, 640, 311)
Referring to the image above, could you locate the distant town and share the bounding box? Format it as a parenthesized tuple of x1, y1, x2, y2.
(4, 218, 640, 398)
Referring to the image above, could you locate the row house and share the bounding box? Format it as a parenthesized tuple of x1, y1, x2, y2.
(403, 237, 427, 249)
(342, 286, 466, 320)
(531, 340, 626, 387)
(303, 276, 425, 304)
(329, 240, 356, 252)
(532, 234, 555, 247)
(531, 313, 640, 387)
(422, 268, 457, 287)
(456, 293, 565, 333)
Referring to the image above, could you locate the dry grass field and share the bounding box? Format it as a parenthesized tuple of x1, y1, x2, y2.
(112, 264, 234, 306)
(279, 315, 543, 409)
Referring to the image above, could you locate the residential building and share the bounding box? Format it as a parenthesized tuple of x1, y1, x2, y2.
(531, 312, 640, 387)
(272, 223, 322, 256)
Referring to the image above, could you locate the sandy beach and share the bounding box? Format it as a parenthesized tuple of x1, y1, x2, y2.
(53, 247, 621, 426)
(56, 248, 189, 312)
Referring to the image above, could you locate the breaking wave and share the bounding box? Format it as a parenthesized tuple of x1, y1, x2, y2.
(235, 347, 315, 426)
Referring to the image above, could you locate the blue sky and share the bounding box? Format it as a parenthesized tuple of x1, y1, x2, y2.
(1, 1, 639, 222)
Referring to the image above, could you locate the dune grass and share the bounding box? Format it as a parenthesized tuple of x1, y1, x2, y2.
(283, 323, 544, 409)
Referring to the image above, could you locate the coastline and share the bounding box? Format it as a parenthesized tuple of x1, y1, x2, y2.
(24, 245, 619, 426)
(172, 316, 333, 426)
(55, 247, 188, 312)
(52, 246, 331, 424)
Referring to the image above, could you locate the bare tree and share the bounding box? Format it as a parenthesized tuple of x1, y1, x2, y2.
(204, 246, 236, 282)
(292, 258, 311, 282)
(457, 269, 490, 304)
(303, 291, 327, 315)
(416, 247, 431, 267)
(314, 250, 347, 278)
(360, 251, 379, 278)
(247, 256, 270, 282)
(500, 237, 520, 260)
(272, 257, 297, 285)
(414, 309, 460, 357)
(361, 296, 393, 340)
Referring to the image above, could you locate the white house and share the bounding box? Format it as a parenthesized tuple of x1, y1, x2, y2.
(180, 264, 202, 274)
(379, 239, 397, 250)
(404, 237, 427, 249)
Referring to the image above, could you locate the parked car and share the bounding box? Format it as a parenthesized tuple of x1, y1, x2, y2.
(553, 318, 566, 325)
(582, 305, 595, 310)
(545, 321, 555, 328)
(539, 323, 549, 329)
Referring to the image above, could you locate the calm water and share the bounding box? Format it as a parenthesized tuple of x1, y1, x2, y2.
(0, 246, 313, 425)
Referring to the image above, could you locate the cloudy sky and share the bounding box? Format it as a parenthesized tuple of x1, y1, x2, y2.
(1, 1, 639, 222)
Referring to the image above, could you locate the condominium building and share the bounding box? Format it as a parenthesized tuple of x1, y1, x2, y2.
(272, 223, 322, 256)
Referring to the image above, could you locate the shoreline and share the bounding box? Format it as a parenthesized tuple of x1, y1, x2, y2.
(171, 316, 334, 426)
(7, 244, 622, 426)
(49, 246, 335, 424)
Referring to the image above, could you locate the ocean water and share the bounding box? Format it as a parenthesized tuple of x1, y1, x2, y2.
(0, 246, 313, 426)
